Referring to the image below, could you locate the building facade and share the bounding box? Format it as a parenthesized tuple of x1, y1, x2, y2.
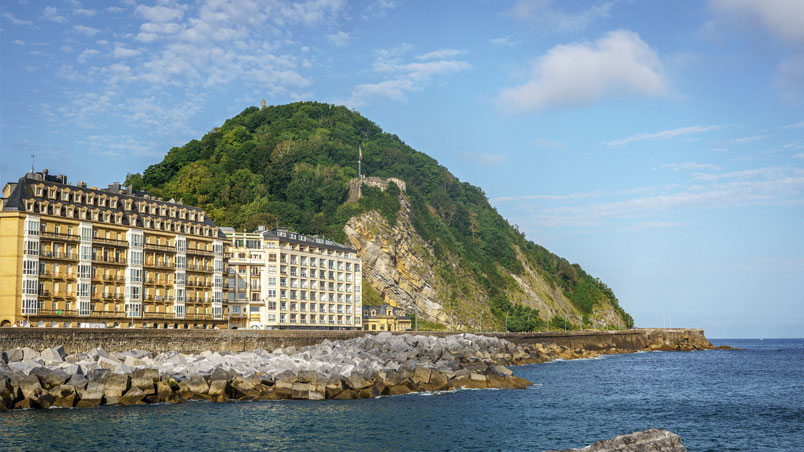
(0, 170, 230, 329)
(226, 227, 362, 330)
(362, 303, 412, 332)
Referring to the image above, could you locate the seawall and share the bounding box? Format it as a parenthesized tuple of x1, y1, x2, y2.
(0, 328, 711, 354)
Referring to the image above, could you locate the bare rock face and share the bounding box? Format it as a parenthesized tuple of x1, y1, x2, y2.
(545, 429, 687, 452)
(343, 187, 627, 330)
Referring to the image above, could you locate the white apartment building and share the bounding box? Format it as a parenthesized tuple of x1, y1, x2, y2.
(225, 227, 362, 330)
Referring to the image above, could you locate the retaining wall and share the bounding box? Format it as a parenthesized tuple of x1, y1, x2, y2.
(0, 328, 710, 354)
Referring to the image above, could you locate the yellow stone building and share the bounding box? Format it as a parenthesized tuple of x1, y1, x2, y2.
(362, 303, 412, 332)
(0, 170, 231, 329)
(225, 227, 363, 330)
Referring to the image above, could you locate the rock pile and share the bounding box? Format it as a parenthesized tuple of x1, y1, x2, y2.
(545, 429, 687, 452)
(0, 333, 592, 411)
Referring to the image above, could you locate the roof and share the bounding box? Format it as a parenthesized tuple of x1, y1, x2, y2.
(261, 227, 356, 253)
(362, 303, 412, 320)
(1, 173, 226, 238)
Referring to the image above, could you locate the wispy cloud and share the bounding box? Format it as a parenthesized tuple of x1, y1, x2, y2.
(344, 45, 469, 106)
(4, 11, 33, 25)
(506, 0, 616, 32)
(73, 25, 101, 36)
(729, 135, 769, 144)
(497, 30, 667, 113)
(623, 221, 688, 232)
(784, 121, 804, 129)
(529, 166, 804, 227)
(662, 162, 721, 172)
(42, 7, 67, 23)
(605, 124, 723, 147)
(489, 35, 520, 47)
(328, 31, 351, 47)
(493, 192, 599, 203)
(417, 49, 464, 60)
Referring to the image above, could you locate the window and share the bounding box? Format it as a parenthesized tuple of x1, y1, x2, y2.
(213, 258, 223, 272)
(128, 268, 143, 283)
(25, 219, 40, 236)
(22, 297, 38, 314)
(23, 260, 38, 275)
(77, 282, 90, 298)
(78, 264, 91, 279)
(23, 278, 38, 295)
(213, 291, 224, 303)
(176, 238, 187, 252)
(267, 289, 277, 298)
(129, 250, 143, 266)
(24, 240, 39, 256)
(128, 232, 143, 248)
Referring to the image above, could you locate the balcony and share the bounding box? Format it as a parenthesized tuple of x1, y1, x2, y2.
(186, 264, 212, 272)
(144, 242, 176, 253)
(92, 256, 127, 266)
(41, 231, 80, 242)
(92, 237, 129, 247)
(187, 248, 214, 257)
(144, 261, 174, 269)
(39, 250, 76, 261)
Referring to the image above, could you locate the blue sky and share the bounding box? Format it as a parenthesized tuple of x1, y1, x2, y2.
(2, 0, 802, 337)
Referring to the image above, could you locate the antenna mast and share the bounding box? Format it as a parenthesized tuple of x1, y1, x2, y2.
(31, 154, 35, 173)
(358, 144, 362, 179)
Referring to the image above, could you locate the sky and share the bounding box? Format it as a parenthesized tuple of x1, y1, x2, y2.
(1, 0, 803, 338)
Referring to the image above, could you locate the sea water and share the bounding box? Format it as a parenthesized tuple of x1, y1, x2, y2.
(1, 339, 802, 452)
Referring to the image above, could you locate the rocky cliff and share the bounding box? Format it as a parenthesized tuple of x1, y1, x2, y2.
(344, 188, 627, 330)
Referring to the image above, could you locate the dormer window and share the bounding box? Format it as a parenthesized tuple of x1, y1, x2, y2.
(87, 196, 94, 205)
(111, 198, 117, 208)
(35, 186, 43, 197)
(48, 189, 56, 199)
(61, 191, 70, 201)
(75, 193, 82, 203)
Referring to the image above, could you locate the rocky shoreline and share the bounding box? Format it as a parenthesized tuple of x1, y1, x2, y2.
(0, 332, 711, 411)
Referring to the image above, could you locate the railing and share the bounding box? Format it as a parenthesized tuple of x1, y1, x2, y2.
(92, 256, 127, 265)
(41, 231, 80, 241)
(39, 251, 76, 260)
(186, 264, 212, 272)
(52, 272, 73, 279)
(187, 248, 214, 256)
(144, 243, 176, 252)
(145, 261, 174, 269)
(92, 237, 129, 247)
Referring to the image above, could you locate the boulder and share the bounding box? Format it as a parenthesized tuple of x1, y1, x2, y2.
(76, 385, 104, 408)
(51, 385, 77, 408)
(30, 367, 69, 389)
(40, 346, 66, 363)
(119, 387, 146, 406)
(544, 429, 687, 452)
(290, 383, 311, 399)
(344, 373, 371, 390)
(5, 348, 24, 363)
(19, 374, 44, 400)
(132, 368, 160, 382)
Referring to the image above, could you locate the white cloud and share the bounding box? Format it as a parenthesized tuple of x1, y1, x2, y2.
(74, 8, 96, 18)
(42, 7, 67, 23)
(12, 40, 25, 46)
(662, 162, 721, 172)
(73, 25, 101, 36)
(107, 7, 124, 14)
(328, 31, 351, 47)
(710, 0, 804, 45)
(77, 48, 100, 63)
(345, 45, 469, 106)
(493, 192, 599, 203)
(729, 135, 769, 144)
(3, 12, 33, 25)
(460, 152, 506, 166)
(498, 30, 667, 113)
(112, 45, 141, 59)
(530, 166, 804, 227)
(417, 49, 464, 60)
(794, 153, 804, 159)
(507, 0, 615, 32)
(784, 121, 804, 129)
(605, 124, 723, 147)
(134, 4, 186, 23)
(490, 36, 520, 47)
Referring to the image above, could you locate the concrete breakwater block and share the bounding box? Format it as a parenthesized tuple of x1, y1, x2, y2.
(545, 429, 687, 452)
(0, 332, 619, 411)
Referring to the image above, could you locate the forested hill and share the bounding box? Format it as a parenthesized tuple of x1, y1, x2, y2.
(125, 102, 632, 331)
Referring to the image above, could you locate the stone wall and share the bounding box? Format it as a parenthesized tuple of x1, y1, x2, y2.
(0, 328, 710, 355)
(346, 177, 407, 203)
